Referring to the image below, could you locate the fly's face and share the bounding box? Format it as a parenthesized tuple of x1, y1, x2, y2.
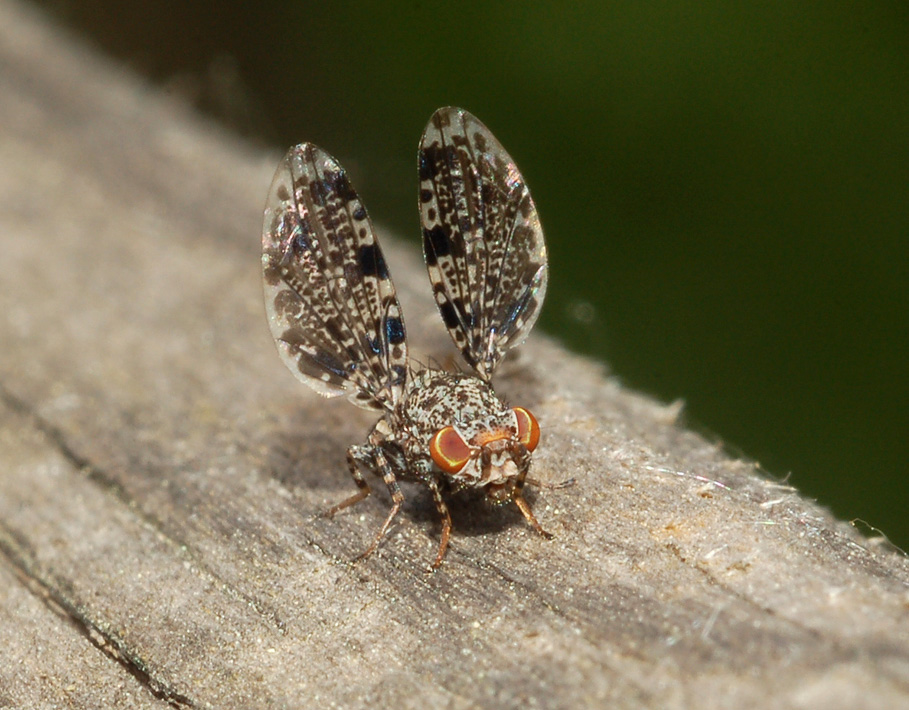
(424, 384, 541, 503)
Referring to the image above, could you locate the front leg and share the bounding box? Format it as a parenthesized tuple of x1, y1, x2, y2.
(426, 477, 453, 570)
(511, 456, 554, 541)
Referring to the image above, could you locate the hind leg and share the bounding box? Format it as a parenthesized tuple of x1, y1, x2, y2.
(353, 436, 405, 561)
(325, 423, 407, 561)
(325, 443, 375, 517)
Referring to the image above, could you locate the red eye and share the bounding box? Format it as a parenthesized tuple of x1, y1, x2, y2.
(429, 425, 472, 474)
(513, 407, 540, 451)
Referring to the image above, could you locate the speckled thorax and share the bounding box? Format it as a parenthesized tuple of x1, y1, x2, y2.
(402, 370, 515, 444)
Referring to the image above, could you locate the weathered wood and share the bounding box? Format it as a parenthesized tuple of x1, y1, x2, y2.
(1, 2, 908, 708)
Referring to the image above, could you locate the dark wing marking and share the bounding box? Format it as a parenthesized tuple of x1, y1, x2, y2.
(262, 143, 407, 411)
(419, 107, 547, 381)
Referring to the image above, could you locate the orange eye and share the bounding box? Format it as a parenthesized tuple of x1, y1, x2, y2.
(429, 425, 472, 474)
(513, 407, 540, 451)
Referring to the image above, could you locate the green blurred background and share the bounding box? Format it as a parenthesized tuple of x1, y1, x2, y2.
(36, 1, 908, 547)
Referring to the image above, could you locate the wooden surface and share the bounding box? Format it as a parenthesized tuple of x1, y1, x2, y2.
(2, 2, 908, 708)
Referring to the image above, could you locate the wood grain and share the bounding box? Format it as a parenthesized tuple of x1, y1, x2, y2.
(1, 2, 907, 708)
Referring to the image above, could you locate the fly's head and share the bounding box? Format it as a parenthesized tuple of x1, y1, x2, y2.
(412, 374, 540, 504)
(432, 406, 540, 505)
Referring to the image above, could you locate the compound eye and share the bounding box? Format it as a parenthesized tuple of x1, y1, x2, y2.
(429, 425, 472, 474)
(513, 407, 540, 451)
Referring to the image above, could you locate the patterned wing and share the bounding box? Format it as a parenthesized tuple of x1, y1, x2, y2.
(419, 107, 547, 381)
(262, 143, 407, 411)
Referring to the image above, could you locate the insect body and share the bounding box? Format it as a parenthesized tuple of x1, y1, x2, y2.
(262, 107, 551, 567)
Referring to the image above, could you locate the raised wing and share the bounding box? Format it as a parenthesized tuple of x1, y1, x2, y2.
(419, 107, 547, 381)
(262, 143, 407, 411)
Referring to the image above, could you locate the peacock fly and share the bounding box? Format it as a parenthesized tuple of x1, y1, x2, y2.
(262, 107, 556, 568)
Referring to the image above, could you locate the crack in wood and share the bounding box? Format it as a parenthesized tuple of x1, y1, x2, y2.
(0, 524, 197, 709)
(0, 382, 290, 637)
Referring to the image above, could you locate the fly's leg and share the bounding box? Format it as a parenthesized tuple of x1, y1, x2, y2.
(325, 444, 374, 517)
(426, 477, 453, 570)
(354, 439, 405, 562)
(324, 430, 407, 561)
(524, 475, 576, 490)
(512, 467, 553, 540)
(513, 495, 553, 540)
